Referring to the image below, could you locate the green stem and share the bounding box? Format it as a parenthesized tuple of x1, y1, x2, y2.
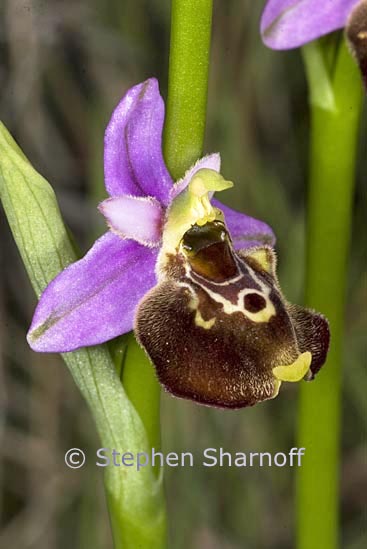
(163, 0, 213, 179)
(297, 38, 363, 549)
(122, 333, 161, 453)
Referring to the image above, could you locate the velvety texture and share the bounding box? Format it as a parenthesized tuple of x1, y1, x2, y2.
(28, 233, 158, 352)
(261, 0, 359, 49)
(135, 222, 330, 408)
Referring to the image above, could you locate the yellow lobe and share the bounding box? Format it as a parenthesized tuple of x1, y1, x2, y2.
(247, 248, 274, 273)
(272, 351, 312, 382)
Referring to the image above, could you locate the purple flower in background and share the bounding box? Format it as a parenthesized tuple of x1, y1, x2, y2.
(261, 0, 367, 81)
(28, 78, 330, 408)
(261, 0, 358, 49)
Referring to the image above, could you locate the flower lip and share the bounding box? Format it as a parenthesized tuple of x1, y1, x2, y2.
(135, 232, 329, 409)
(244, 292, 267, 313)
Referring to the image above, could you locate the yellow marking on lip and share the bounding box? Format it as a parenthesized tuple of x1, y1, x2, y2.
(194, 310, 216, 330)
(272, 352, 312, 382)
(247, 248, 273, 273)
(186, 285, 216, 330)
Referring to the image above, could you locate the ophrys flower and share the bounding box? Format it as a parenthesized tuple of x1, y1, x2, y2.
(28, 79, 330, 408)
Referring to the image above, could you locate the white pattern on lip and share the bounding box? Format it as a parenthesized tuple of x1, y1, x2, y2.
(183, 255, 276, 324)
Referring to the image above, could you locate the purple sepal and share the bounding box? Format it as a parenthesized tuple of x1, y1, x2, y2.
(104, 78, 173, 205)
(212, 199, 276, 249)
(27, 232, 158, 352)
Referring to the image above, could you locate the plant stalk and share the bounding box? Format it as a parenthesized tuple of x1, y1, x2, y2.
(163, 0, 213, 179)
(297, 38, 363, 549)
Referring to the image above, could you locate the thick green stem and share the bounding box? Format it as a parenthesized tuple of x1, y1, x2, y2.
(163, 0, 213, 179)
(122, 333, 161, 453)
(297, 39, 363, 549)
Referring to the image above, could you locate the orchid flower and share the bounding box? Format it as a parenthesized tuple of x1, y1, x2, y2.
(27, 78, 329, 408)
(261, 0, 367, 83)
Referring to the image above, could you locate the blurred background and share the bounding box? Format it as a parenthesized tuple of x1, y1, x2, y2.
(0, 1, 366, 548)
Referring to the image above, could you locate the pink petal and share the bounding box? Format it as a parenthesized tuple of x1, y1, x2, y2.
(99, 195, 164, 247)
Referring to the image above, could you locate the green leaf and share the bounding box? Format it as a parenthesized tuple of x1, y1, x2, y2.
(0, 122, 166, 548)
(0, 123, 77, 297)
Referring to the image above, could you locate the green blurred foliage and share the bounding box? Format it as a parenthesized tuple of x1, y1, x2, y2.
(0, 1, 365, 548)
